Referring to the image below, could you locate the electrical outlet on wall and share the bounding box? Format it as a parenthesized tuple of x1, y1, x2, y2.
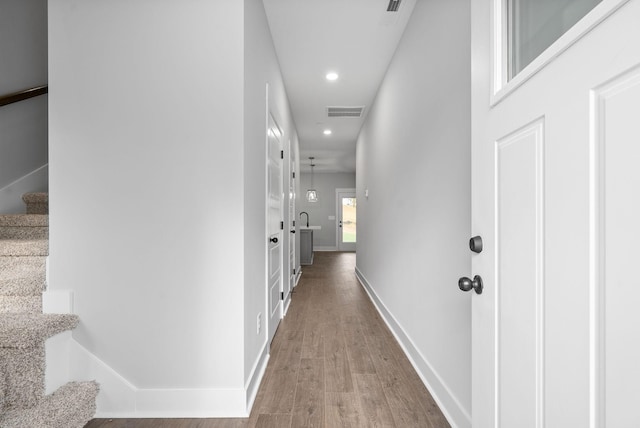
(257, 313, 262, 335)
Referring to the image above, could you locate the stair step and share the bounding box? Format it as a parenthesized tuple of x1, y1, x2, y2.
(0, 314, 80, 410)
(0, 296, 42, 314)
(0, 313, 79, 349)
(21, 193, 48, 215)
(0, 215, 48, 228)
(0, 257, 46, 296)
(0, 345, 45, 410)
(0, 239, 48, 257)
(0, 226, 48, 240)
(0, 213, 49, 240)
(0, 381, 99, 428)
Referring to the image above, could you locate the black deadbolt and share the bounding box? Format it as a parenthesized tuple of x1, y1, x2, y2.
(469, 236, 483, 253)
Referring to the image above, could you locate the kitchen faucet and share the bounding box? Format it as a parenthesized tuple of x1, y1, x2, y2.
(300, 212, 309, 227)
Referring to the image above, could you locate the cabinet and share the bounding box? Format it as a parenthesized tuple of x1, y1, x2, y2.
(300, 229, 314, 265)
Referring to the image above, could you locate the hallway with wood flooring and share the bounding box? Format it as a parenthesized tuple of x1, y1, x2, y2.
(85, 252, 450, 428)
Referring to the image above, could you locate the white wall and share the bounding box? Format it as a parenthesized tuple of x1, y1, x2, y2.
(298, 172, 355, 249)
(243, 0, 299, 406)
(355, 0, 471, 427)
(49, 0, 247, 416)
(0, 0, 48, 212)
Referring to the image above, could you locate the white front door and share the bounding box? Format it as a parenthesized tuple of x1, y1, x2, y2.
(471, 1, 640, 427)
(336, 189, 356, 252)
(267, 112, 283, 344)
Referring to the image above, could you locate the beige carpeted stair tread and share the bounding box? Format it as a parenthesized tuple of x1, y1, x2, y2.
(0, 314, 79, 348)
(0, 257, 46, 296)
(0, 215, 49, 240)
(21, 193, 48, 204)
(0, 227, 48, 240)
(0, 296, 42, 313)
(21, 193, 48, 215)
(0, 240, 48, 257)
(0, 381, 99, 428)
(1, 346, 45, 410)
(0, 215, 48, 228)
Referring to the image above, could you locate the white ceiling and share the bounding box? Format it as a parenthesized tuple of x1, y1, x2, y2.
(263, 0, 416, 173)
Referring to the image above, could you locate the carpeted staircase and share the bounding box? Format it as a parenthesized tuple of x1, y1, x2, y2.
(0, 193, 98, 427)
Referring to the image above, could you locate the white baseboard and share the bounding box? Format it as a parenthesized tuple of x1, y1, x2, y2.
(295, 268, 302, 286)
(0, 164, 48, 214)
(245, 342, 269, 412)
(42, 289, 253, 417)
(68, 339, 247, 417)
(313, 246, 338, 252)
(354, 266, 471, 428)
(283, 296, 292, 315)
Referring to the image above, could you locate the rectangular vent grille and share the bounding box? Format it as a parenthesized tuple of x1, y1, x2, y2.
(387, 0, 401, 12)
(327, 106, 365, 118)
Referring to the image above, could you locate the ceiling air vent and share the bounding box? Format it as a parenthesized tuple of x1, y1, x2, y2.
(387, 0, 401, 12)
(327, 106, 365, 118)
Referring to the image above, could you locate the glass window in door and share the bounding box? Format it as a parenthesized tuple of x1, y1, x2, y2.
(341, 197, 356, 243)
(508, 0, 602, 79)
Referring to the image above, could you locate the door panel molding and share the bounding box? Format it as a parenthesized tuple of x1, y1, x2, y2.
(590, 64, 640, 428)
(495, 118, 545, 428)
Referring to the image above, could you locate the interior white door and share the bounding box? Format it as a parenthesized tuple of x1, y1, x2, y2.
(471, 1, 640, 427)
(267, 112, 283, 344)
(336, 189, 356, 252)
(289, 147, 296, 291)
(282, 139, 294, 312)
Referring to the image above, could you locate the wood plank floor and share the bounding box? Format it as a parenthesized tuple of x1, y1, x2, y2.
(85, 252, 450, 428)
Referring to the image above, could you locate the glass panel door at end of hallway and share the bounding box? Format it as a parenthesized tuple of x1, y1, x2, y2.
(338, 191, 356, 252)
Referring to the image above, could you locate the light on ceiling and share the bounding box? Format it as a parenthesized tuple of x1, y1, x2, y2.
(306, 157, 318, 203)
(326, 72, 339, 81)
(323, 129, 332, 135)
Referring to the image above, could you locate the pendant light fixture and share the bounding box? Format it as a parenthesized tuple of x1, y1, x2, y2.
(306, 157, 318, 203)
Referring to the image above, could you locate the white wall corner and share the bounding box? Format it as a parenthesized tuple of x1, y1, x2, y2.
(68, 339, 248, 417)
(355, 267, 472, 428)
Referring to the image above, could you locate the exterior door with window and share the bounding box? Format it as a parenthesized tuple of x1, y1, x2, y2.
(470, 0, 640, 428)
(337, 189, 356, 251)
(471, 1, 640, 426)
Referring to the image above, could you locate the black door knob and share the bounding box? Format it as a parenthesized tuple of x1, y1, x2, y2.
(290, 230, 296, 234)
(458, 275, 483, 294)
(270, 237, 278, 243)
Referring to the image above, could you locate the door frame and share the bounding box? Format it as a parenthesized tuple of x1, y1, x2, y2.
(336, 188, 356, 252)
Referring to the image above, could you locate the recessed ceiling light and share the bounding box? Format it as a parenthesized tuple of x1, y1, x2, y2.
(326, 72, 339, 81)
(323, 129, 332, 135)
